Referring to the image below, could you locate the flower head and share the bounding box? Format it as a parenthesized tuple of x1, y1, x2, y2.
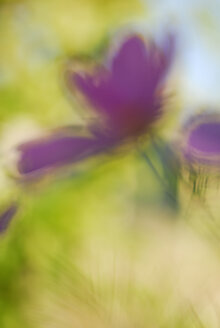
(71, 33, 174, 142)
(182, 113, 220, 166)
(17, 33, 174, 176)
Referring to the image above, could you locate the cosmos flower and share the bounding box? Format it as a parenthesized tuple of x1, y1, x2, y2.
(0, 202, 18, 234)
(182, 113, 220, 166)
(17, 33, 174, 176)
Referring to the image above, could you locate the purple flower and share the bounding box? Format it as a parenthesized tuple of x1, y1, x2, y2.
(0, 202, 18, 234)
(18, 33, 174, 176)
(183, 113, 220, 166)
(72, 34, 174, 141)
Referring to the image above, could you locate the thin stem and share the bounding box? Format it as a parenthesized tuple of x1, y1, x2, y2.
(140, 150, 177, 205)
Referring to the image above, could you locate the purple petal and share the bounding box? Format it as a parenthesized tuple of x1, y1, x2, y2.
(74, 36, 156, 111)
(111, 36, 150, 100)
(17, 131, 108, 175)
(72, 33, 174, 140)
(0, 203, 18, 234)
(111, 34, 174, 101)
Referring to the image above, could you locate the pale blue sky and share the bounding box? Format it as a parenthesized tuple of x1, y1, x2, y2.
(140, 0, 220, 117)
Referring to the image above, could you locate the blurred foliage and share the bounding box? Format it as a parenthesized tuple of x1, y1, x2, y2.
(0, 0, 144, 327)
(0, 0, 142, 125)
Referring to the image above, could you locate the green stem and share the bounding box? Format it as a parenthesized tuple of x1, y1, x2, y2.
(140, 151, 177, 205)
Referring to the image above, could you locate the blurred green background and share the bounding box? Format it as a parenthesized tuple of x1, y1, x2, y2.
(1, 0, 220, 327)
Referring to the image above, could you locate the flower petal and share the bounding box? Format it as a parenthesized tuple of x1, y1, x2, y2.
(111, 36, 149, 99)
(71, 33, 174, 140)
(74, 36, 153, 112)
(0, 203, 18, 234)
(17, 132, 107, 175)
